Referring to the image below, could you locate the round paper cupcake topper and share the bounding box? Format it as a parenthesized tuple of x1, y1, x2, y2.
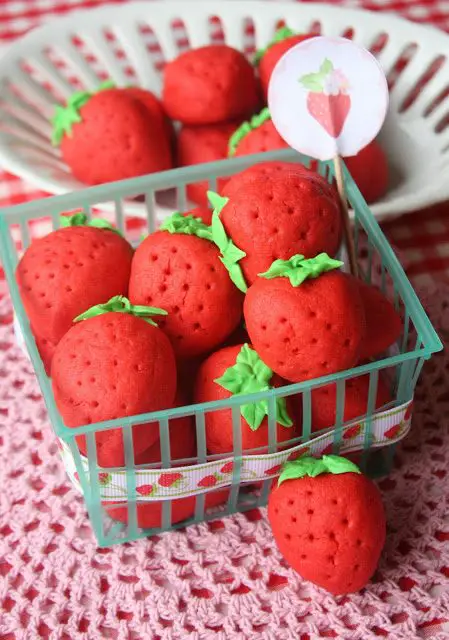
(268, 36, 389, 161)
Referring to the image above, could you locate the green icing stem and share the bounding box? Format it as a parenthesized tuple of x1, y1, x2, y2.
(253, 25, 297, 66)
(51, 79, 115, 146)
(59, 212, 121, 235)
(74, 295, 167, 327)
(208, 191, 248, 293)
(228, 107, 272, 156)
(259, 253, 343, 287)
(159, 211, 213, 242)
(278, 455, 361, 486)
(214, 344, 293, 430)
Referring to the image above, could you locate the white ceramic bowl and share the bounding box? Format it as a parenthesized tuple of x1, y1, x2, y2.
(0, 0, 449, 220)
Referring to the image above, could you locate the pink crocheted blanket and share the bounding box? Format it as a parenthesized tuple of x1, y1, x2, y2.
(0, 281, 448, 639)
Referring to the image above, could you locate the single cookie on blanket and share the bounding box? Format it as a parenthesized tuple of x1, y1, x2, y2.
(268, 455, 386, 595)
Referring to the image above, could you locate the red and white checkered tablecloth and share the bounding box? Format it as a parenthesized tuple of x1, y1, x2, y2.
(1, 0, 449, 289)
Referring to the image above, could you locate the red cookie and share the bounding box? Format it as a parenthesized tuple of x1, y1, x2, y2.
(177, 121, 239, 207)
(310, 374, 392, 433)
(53, 85, 172, 185)
(268, 456, 386, 595)
(33, 331, 57, 377)
(106, 489, 230, 529)
(51, 297, 177, 467)
(355, 278, 402, 361)
(125, 86, 175, 148)
(255, 27, 313, 98)
(345, 140, 389, 204)
(228, 108, 289, 157)
(129, 212, 243, 358)
(209, 163, 341, 286)
(222, 160, 315, 199)
(16, 213, 133, 361)
(244, 255, 366, 382)
(163, 45, 260, 124)
(194, 343, 297, 454)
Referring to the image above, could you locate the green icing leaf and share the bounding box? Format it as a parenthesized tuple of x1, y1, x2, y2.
(228, 107, 272, 156)
(253, 25, 297, 66)
(278, 455, 361, 486)
(322, 454, 361, 475)
(242, 401, 269, 431)
(51, 80, 115, 146)
(160, 211, 213, 242)
(207, 191, 229, 215)
(214, 344, 293, 431)
(59, 212, 120, 235)
(259, 253, 343, 287)
(208, 191, 248, 293)
(276, 397, 293, 428)
(74, 295, 168, 327)
(60, 212, 88, 227)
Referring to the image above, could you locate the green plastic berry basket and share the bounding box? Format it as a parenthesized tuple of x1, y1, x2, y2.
(0, 148, 442, 547)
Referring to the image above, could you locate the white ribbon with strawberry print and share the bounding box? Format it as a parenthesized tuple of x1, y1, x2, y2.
(59, 400, 412, 501)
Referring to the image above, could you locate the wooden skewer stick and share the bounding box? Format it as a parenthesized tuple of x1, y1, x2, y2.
(333, 154, 358, 277)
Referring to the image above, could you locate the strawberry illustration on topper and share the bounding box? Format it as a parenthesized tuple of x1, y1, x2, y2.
(268, 36, 389, 276)
(299, 58, 351, 138)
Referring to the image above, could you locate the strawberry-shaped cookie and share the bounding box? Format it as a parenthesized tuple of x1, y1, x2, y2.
(208, 163, 341, 287)
(129, 211, 242, 358)
(51, 296, 176, 467)
(299, 59, 351, 138)
(163, 45, 260, 125)
(310, 374, 391, 433)
(268, 455, 386, 594)
(228, 108, 289, 157)
(356, 279, 402, 361)
(177, 121, 239, 206)
(345, 140, 389, 204)
(16, 212, 133, 363)
(194, 344, 296, 454)
(52, 83, 172, 185)
(254, 26, 312, 98)
(244, 254, 365, 382)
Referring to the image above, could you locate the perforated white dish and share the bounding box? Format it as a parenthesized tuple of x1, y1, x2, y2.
(0, 0, 449, 220)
